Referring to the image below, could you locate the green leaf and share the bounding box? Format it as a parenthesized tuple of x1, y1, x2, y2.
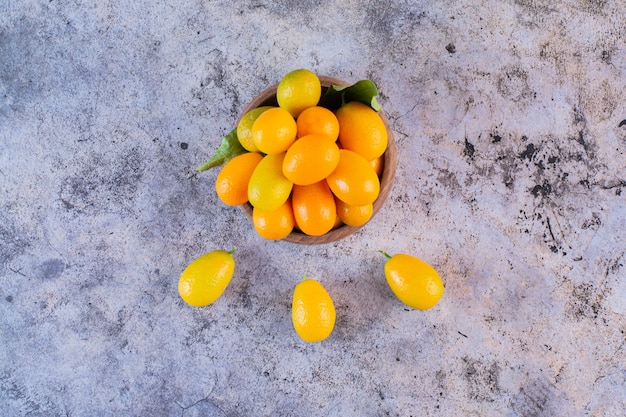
(196, 129, 247, 172)
(318, 85, 345, 110)
(319, 79, 382, 112)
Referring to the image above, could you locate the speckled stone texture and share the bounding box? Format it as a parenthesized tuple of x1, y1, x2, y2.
(1, 0, 625, 416)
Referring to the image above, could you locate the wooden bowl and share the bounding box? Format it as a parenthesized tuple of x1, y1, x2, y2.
(237, 76, 397, 244)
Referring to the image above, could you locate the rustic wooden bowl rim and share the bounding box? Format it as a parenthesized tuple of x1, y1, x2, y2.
(237, 76, 397, 245)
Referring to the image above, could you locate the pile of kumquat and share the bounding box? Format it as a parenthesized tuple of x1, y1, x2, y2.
(206, 69, 389, 240)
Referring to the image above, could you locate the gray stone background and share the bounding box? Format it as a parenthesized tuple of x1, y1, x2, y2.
(1, 0, 625, 416)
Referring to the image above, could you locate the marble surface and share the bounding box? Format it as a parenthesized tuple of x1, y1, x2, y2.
(1, 0, 625, 415)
